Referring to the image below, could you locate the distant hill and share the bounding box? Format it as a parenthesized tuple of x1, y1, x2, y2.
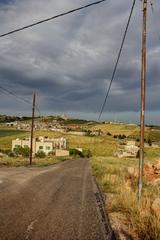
(0, 115, 32, 123)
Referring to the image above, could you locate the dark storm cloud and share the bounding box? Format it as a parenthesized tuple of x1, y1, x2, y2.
(0, 0, 159, 122)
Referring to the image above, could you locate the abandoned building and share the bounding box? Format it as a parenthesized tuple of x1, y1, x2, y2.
(115, 140, 139, 158)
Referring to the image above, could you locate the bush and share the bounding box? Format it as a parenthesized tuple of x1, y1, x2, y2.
(69, 149, 81, 156)
(21, 146, 30, 157)
(13, 146, 23, 155)
(48, 151, 55, 156)
(8, 150, 16, 157)
(118, 134, 126, 139)
(35, 151, 46, 158)
(69, 148, 92, 158)
(13, 146, 30, 157)
(107, 132, 112, 136)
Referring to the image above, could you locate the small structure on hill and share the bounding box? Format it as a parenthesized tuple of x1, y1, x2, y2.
(115, 140, 139, 158)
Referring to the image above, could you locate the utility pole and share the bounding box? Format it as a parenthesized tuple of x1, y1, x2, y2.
(29, 93, 36, 165)
(138, 0, 147, 200)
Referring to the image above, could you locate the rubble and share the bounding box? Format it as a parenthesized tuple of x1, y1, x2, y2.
(115, 141, 139, 158)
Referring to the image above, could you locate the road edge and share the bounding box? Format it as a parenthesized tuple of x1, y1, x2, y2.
(92, 175, 116, 240)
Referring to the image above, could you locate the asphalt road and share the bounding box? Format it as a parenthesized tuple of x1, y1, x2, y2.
(0, 159, 114, 240)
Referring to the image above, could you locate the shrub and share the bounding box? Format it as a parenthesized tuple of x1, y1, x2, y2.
(48, 151, 55, 156)
(35, 150, 46, 158)
(107, 132, 112, 136)
(69, 148, 92, 158)
(69, 149, 81, 156)
(118, 134, 126, 139)
(21, 146, 30, 157)
(82, 149, 92, 158)
(8, 150, 16, 157)
(13, 146, 30, 157)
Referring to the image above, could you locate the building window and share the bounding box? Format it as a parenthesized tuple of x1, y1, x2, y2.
(46, 146, 51, 150)
(39, 146, 43, 150)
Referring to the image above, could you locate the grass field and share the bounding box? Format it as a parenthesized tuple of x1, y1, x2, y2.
(88, 123, 139, 137)
(34, 130, 116, 157)
(0, 128, 116, 157)
(92, 156, 160, 239)
(0, 129, 27, 137)
(0, 155, 72, 167)
(0, 128, 29, 150)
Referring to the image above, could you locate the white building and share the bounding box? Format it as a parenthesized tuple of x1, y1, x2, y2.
(12, 136, 67, 155)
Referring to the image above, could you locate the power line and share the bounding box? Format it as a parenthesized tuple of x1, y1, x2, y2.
(0, 86, 31, 105)
(98, 0, 136, 121)
(0, 85, 41, 115)
(0, 0, 107, 38)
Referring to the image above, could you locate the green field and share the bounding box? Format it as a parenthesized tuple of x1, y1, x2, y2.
(0, 129, 29, 149)
(0, 125, 160, 159)
(0, 129, 27, 137)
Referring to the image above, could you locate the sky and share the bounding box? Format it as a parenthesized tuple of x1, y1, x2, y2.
(0, 0, 159, 124)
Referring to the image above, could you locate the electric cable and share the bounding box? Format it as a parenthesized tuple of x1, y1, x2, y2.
(98, 0, 136, 121)
(0, 86, 31, 105)
(0, 85, 41, 116)
(0, 0, 107, 38)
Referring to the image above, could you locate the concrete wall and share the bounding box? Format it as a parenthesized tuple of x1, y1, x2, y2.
(12, 139, 22, 151)
(67, 131, 86, 136)
(55, 149, 69, 157)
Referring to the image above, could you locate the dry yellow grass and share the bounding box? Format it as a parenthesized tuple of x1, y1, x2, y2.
(34, 130, 116, 157)
(91, 156, 160, 239)
(88, 123, 139, 136)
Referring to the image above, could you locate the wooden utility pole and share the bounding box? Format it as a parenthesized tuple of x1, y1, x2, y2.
(29, 93, 36, 165)
(138, 0, 147, 200)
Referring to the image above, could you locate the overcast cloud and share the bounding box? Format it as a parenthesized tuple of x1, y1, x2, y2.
(0, 0, 159, 123)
